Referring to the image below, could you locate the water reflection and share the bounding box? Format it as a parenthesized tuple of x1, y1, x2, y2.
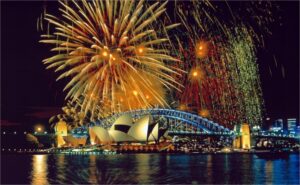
(206, 155, 213, 184)
(31, 155, 49, 185)
(88, 155, 97, 183)
(223, 154, 229, 183)
(1, 153, 299, 184)
(135, 154, 151, 183)
(55, 155, 66, 183)
(265, 160, 273, 183)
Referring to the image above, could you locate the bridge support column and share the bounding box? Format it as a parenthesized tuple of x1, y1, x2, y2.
(233, 137, 241, 148)
(233, 123, 251, 150)
(241, 123, 251, 149)
(54, 120, 68, 147)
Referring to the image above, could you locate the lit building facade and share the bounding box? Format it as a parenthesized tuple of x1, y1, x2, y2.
(54, 114, 167, 147)
(271, 119, 284, 131)
(287, 118, 297, 133)
(89, 114, 167, 144)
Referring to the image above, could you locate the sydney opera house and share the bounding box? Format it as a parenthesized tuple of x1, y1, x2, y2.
(55, 114, 168, 147)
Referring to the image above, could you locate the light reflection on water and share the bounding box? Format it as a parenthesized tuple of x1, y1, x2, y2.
(31, 155, 49, 185)
(2, 153, 299, 184)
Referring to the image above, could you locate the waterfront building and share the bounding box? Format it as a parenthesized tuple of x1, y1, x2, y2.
(54, 114, 167, 147)
(270, 119, 284, 132)
(287, 118, 297, 133)
(295, 126, 300, 136)
(89, 114, 167, 144)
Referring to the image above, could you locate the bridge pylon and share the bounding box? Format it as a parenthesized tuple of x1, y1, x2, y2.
(233, 123, 251, 150)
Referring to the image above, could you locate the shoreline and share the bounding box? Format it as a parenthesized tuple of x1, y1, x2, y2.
(2, 149, 299, 155)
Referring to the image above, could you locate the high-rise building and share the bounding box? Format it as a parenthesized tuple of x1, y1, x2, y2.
(287, 118, 297, 133)
(270, 119, 283, 132)
(295, 126, 300, 136)
(274, 119, 283, 129)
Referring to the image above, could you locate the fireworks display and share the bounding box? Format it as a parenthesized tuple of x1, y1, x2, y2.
(170, 1, 274, 128)
(40, 0, 275, 128)
(40, 0, 181, 120)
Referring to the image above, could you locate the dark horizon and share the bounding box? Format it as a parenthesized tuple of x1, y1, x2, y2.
(1, 1, 299, 129)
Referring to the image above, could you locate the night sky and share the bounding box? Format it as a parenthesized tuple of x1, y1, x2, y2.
(1, 1, 299, 129)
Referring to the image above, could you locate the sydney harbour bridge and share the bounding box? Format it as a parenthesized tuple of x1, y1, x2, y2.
(97, 108, 233, 136)
(83, 108, 298, 141)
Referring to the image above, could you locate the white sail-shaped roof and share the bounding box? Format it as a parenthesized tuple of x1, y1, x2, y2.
(127, 115, 150, 141)
(91, 126, 112, 143)
(108, 130, 136, 142)
(110, 114, 133, 131)
(148, 123, 159, 141)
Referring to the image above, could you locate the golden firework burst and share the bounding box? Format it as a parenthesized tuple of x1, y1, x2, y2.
(40, 0, 182, 119)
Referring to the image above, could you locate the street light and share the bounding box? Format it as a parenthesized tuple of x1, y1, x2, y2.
(35, 125, 44, 133)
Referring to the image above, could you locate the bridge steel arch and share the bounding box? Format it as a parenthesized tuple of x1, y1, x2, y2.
(94, 108, 234, 135)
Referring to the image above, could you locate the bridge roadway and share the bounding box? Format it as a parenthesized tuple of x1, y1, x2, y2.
(91, 108, 299, 140)
(167, 131, 299, 140)
(97, 108, 234, 135)
(252, 132, 299, 140)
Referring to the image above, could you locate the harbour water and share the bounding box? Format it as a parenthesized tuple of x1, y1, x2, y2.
(2, 153, 299, 184)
